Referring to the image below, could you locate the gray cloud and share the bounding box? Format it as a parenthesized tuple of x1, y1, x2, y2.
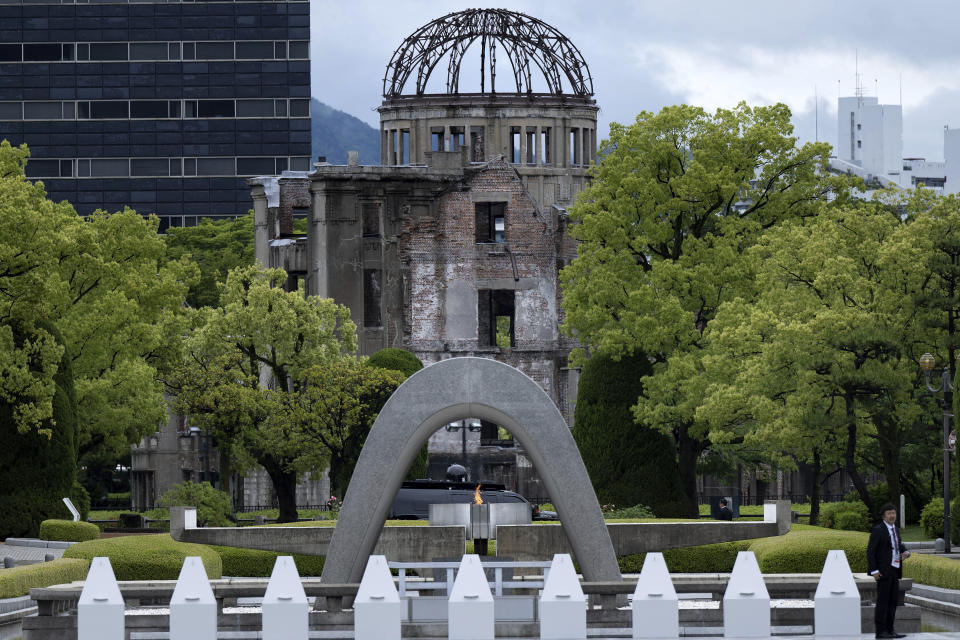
(312, 1, 960, 160)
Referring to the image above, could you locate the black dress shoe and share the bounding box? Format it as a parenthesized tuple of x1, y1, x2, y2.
(891, 632, 906, 638)
(876, 632, 893, 639)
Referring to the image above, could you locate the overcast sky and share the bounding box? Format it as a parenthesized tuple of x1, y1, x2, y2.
(312, 1, 960, 161)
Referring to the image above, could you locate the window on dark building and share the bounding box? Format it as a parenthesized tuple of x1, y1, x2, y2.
(290, 99, 309, 117)
(236, 99, 274, 117)
(129, 42, 169, 60)
(362, 202, 380, 237)
(477, 289, 515, 348)
(130, 100, 169, 118)
(90, 101, 129, 119)
(23, 43, 62, 61)
(475, 202, 505, 243)
(89, 43, 128, 61)
(195, 42, 234, 59)
(235, 41, 274, 59)
(289, 41, 308, 59)
(236, 157, 275, 175)
(0, 44, 20, 62)
(197, 100, 235, 118)
(363, 269, 382, 328)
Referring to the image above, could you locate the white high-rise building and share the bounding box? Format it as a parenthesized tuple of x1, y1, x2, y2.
(831, 94, 960, 195)
(837, 96, 903, 178)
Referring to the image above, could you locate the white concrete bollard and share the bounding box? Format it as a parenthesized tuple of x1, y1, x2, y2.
(262, 556, 308, 640)
(169, 556, 217, 640)
(763, 502, 777, 522)
(78, 557, 124, 640)
(723, 551, 770, 638)
(632, 552, 678, 639)
(354, 554, 401, 640)
(448, 554, 494, 640)
(539, 553, 586, 640)
(814, 549, 861, 637)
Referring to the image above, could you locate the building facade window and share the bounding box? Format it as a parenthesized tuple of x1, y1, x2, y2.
(475, 202, 505, 243)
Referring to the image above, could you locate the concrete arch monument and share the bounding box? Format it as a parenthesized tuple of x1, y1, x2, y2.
(320, 356, 621, 584)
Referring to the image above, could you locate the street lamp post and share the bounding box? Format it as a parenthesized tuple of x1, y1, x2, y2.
(920, 352, 955, 553)
(445, 420, 483, 473)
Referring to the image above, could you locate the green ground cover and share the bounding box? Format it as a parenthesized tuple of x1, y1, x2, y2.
(7, 521, 959, 597)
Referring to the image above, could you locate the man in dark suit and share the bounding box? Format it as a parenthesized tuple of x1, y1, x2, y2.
(868, 503, 910, 638)
(716, 497, 734, 521)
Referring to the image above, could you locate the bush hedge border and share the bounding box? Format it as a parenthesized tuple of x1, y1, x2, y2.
(0, 558, 90, 598)
(39, 519, 100, 542)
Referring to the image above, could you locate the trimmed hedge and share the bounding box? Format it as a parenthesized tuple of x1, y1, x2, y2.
(63, 534, 221, 580)
(211, 545, 325, 577)
(39, 519, 100, 542)
(904, 551, 960, 589)
(0, 558, 90, 598)
(619, 540, 753, 573)
(819, 501, 870, 531)
(749, 529, 868, 573)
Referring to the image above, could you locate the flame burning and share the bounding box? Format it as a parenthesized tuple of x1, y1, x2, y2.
(474, 484, 483, 505)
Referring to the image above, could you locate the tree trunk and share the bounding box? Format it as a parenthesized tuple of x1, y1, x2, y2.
(676, 424, 701, 518)
(809, 448, 821, 526)
(262, 458, 298, 523)
(844, 394, 873, 515)
(878, 419, 901, 509)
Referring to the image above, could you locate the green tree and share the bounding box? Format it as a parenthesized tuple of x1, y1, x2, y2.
(163, 214, 254, 308)
(573, 351, 689, 516)
(174, 265, 356, 522)
(158, 481, 233, 527)
(560, 103, 838, 513)
(364, 348, 427, 480)
(698, 202, 925, 516)
(288, 359, 404, 500)
(0, 141, 195, 462)
(0, 323, 77, 537)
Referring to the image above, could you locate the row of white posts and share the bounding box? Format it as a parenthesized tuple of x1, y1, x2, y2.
(78, 549, 861, 640)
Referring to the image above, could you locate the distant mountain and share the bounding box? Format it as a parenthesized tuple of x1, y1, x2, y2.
(311, 98, 380, 166)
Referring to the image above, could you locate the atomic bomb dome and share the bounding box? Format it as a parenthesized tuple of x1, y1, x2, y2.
(383, 8, 594, 97)
(252, 9, 599, 496)
(378, 9, 598, 169)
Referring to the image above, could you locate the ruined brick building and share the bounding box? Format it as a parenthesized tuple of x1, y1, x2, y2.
(251, 9, 598, 498)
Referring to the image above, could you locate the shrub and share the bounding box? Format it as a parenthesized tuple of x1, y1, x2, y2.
(364, 348, 424, 378)
(211, 545, 325, 577)
(843, 482, 926, 524)
(834, 510, 869, 532)
(70, 481, 91, 521)
(952, 497, 960, 546)
(750, 529, 869, 573)
(819, 501, 869, 531)
(63, 534, 221, 580)
(619, 540, 752, 573)
(39, 519, 100, 542)
(365, 348, 426, 480)
(904, 551, 960, 589)
(921, 497, 945, 539)
(0, 558, 90, 598)
(0, 324, 78, 539)
(604, 504, 655, 519)
(158, 481, 233, 527)
(573, 351, 692, 517)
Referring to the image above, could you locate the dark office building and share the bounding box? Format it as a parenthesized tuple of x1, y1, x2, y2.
(0, 0, 311, 230)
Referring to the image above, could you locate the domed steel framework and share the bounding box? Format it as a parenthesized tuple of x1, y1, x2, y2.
(383, 9, 594, 98)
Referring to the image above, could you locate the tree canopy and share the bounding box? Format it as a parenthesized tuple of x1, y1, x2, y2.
(0, 141, 196, 460)
(174, 264, 357, 521)
(561, 103, 840, 513)
(163, 214, 254, 308)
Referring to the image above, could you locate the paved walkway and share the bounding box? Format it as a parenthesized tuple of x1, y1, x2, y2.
(0, 542, 65, 565)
